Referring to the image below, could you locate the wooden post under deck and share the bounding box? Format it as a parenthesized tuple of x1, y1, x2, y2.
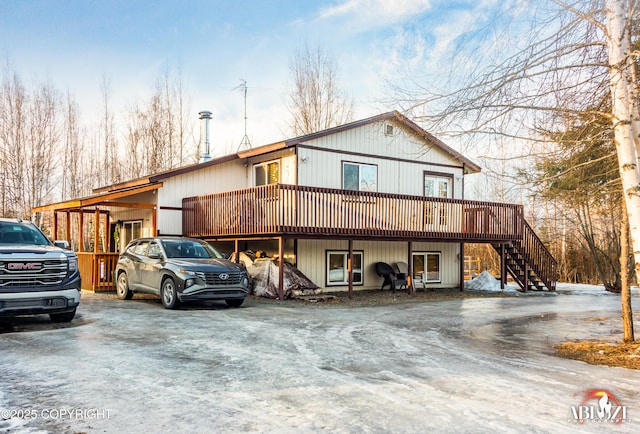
(500, 244, 506, 289)
(234, 239, 239, 263)
(459, 243, 464, 291)
(407, 241, 413, 294)
(347, 239, 353, 299)
(152, 207, 157, 236)
(278, 237, 284, 300)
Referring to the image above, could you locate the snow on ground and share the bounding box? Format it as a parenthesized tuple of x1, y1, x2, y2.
(1, 281, 639, 433)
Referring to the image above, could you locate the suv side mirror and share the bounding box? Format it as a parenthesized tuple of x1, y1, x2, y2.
(148, 252, 162, 260)
(54, 240, 70, 250)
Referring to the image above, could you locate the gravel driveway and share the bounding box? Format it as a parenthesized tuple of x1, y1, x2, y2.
(1, 287, 638, 433)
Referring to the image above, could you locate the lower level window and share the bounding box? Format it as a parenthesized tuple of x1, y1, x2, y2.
(412, 252, 441, 283)
(327, 251, 363, 286)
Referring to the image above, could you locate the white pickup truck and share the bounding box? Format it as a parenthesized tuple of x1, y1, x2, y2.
(0, 218, 81, 322)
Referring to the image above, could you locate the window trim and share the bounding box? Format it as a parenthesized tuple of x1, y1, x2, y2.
(254, 159, 281, 186)
(412, 251, 442, 284)
(342, 161, 378, 192)
(423, 171, 454, 198)
(325, 250, 364, 287)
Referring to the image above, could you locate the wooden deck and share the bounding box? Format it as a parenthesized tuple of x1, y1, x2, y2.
(182, 184, 524, 242)
(182, 184, 556, 292)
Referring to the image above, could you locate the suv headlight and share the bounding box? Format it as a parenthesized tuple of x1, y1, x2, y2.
(68, 256, 78, 272)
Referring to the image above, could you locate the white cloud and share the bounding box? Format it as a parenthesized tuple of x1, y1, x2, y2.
(318, 0, 432, 29)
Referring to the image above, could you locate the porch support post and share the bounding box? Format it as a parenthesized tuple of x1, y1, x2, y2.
(79, 211, 84, 252)
(347, 239, 353, 299)
(94, 208, 100, 253)
(65, 211, 71, 247)
(53, 211, 58, 240)
(278, 236, 285, 300)
(105, 213, 111, 252)
(152, 206, 157, 237)
(407, 241, 413, 294)
(500, 244, 506, 289)
(459, 243, 464, 291)
(234, 239, 239, 263)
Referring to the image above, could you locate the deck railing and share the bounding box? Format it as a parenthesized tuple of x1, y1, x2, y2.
(182, 184, 524, 242)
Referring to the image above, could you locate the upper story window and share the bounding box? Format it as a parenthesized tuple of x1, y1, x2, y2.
(424, 172, 453, 198)
(254, 160, 280, 186)
(343, 162, 378, 192)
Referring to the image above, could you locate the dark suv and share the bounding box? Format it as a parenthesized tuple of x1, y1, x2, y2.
(115, 236, 249, 309)
(0, 218, 81, 322)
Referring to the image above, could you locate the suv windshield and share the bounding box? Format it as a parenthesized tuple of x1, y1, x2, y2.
(0, 221, 51, 246)
(161, 239, 223, 259)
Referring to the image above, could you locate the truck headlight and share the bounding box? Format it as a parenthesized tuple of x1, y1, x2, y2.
(68, 257, 78, 272)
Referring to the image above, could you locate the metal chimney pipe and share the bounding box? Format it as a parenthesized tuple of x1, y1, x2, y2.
(199, 110, 212, 163)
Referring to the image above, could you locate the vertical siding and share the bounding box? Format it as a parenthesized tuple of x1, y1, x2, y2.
(297, 120, 465, 198)
(297, 239, 460, 292)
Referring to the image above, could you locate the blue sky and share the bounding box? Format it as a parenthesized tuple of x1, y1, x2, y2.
(0, 0, 496, 153)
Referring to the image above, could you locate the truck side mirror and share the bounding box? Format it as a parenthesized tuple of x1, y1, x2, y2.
(54, 240, 70, 250)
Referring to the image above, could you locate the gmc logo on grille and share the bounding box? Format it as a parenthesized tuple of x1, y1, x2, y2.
(7, 262, 41, 270)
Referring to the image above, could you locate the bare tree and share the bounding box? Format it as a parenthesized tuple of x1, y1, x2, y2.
(286, 43, 354, 136)
(390, 0, 638, 341)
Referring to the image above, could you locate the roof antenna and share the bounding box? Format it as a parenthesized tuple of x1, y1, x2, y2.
(235, 79, 251, 151)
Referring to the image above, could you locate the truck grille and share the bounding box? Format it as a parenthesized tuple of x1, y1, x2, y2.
(0, 259, 67, 287)
(196, 271, 244, 286)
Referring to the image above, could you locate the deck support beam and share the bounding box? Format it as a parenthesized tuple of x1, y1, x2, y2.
(500, 244, 506, 289)
(348, 239, 353, 299)
(459, 243, 464, 291)
(277, 236, 284, 300)
(407, 241, 413, 294)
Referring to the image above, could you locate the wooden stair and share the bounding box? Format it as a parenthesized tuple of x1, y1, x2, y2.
(492, 218, 557, 292)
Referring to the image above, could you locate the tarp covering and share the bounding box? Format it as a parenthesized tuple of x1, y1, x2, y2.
(230, 251, 320, 299)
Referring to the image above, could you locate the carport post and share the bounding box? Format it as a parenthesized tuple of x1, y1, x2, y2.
(65, 211, 71, 246)
(234, 239, 239, 263)
(53, 211, 58, 240)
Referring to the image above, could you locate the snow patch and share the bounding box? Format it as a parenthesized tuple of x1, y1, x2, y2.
(464, 271, 517, 293)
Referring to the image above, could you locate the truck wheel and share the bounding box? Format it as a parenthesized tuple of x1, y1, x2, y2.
(225, 298, 244, 308)
(161, 278, 180, 309)
(50, 308, 76, 323)
(116, 272, 133, 300)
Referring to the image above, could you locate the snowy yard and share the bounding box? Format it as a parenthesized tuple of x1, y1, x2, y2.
(1, 282, 638, 433)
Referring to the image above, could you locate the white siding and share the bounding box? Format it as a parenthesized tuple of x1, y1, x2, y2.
(297, 120, 464, 198)
(297, 239, 461, 292)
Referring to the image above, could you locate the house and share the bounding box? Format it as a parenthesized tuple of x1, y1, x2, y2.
(33, 111, 556, 298)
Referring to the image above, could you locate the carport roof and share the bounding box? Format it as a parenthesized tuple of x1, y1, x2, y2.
(32, 182, 161, 212)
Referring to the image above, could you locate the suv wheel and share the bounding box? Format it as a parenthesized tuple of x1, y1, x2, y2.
(50, 308, 76, 323)
(225, 298, 244, 308)
(116, 272, 133, 300)
(161, 278, 180, 309)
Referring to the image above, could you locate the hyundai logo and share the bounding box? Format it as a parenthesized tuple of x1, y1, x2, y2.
(219, 273, 229, 280)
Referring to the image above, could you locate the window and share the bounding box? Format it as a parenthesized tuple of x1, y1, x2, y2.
(326, 250, 363, 286)
(343, 162, 377, 192)
(123, 221, 142, 245)
(412, 252, 441, 283)
(147, 241, 162, 257)
(254, 160, 280, 186)
(133, 240, 149, 256)
(384, 124, 394, 136)
(424, 173, 452, 198)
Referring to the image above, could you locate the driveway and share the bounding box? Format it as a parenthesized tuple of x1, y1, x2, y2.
(0, 286, 638, 433)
